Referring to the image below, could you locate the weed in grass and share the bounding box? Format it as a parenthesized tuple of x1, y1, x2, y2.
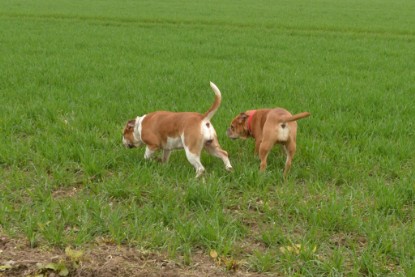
(323, 248, 345, 276)
(184, 181, 224, 210)
(261, 228, 286, 248)
(22, 213, 38, 248)
(357, 251, 379, 276)
(248, 250, 276, 273)
(403, 261, 415, 276)
(307, 198, 360, 233)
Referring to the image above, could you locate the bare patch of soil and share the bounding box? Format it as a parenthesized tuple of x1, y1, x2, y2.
(0, 235, 262, 277)
(52, 187, 80, 199)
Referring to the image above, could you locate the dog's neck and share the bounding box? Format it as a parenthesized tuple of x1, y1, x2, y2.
(133, 115, 146, 144)
(246, 110, 256, 136)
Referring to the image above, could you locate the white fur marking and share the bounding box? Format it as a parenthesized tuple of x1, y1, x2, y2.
(209, 82, 221, 97)
(122, 137, 129, 147)
(204, 82, 221, 121)
(284, 145, 290, 164)
(277, 124, 289, 142)
(144, 146, 155, 159)
(224, 158, 232, 171)
(165, 136, 183, 150)
(183, 142, 205, 177)
(132, 115, 146, 146)
(201, 120, 215, 141)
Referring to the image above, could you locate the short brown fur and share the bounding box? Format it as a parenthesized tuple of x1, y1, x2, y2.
(122, 82, 232, 177)
(227, 108, 310, 178)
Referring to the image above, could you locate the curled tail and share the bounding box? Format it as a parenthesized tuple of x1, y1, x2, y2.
(203, 81, 222, 120)
(285, 112, 311, 122)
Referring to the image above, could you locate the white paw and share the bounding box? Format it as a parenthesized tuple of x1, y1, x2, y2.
(196, 168, 205, 178)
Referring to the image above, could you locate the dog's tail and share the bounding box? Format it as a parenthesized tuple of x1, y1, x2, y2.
(203, 81, 222, 121)
(284, 112, 311, 122)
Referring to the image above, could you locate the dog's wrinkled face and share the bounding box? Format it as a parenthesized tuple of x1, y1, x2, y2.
(122, 119, 142, 148)
(226, 112, 249, 140)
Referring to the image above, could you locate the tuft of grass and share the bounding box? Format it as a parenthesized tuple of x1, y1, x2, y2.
(248, 250, 276, 273)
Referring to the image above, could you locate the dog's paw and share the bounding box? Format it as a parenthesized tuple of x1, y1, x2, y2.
(195, 169, 205, 178)
(226, 165, 233, 172)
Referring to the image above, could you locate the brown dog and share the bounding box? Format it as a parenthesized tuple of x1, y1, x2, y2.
(226, 108, 310, 177)
(122, 82, 232, 177)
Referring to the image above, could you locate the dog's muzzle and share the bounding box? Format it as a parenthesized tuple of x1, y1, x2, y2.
(122, 137, 135, 148)
(226, 128, 238, 140)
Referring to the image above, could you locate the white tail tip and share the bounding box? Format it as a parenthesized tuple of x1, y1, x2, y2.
(209, 81, 221, 96)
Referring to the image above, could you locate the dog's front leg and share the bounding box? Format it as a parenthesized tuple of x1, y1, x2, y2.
(144, 146, 157, 160)
(255, 138, 262, 156)
(259, 141, 273, 172)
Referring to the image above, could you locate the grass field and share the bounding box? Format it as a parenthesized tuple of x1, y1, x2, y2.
(1, 0, 415, 275)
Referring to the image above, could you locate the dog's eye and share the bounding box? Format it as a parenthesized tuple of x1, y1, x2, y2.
(231, 126, 234, 130)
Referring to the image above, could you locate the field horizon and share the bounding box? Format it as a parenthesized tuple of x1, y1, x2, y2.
(1, 0, 414, 276)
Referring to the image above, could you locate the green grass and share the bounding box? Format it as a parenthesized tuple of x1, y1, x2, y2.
(1, 0, 415, 275)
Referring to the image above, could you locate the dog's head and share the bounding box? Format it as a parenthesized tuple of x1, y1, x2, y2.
(122, 117, 143, 148)
(226, 112, 250, 140)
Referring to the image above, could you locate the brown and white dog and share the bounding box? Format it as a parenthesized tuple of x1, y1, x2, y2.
(226, 108, 310, 177)
(122, 82, 232, 177)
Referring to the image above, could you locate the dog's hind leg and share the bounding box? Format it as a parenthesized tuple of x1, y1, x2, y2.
(283, 141, 296, 178)
(184, 146, 205, 177)
(162, 150, 171, 163)
(258, 122, 278, 172)
(204, 139, 233, 172)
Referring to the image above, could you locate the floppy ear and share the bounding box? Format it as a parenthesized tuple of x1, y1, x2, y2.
(237, 112, 248, 124)
(127, 120, 135, 130)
